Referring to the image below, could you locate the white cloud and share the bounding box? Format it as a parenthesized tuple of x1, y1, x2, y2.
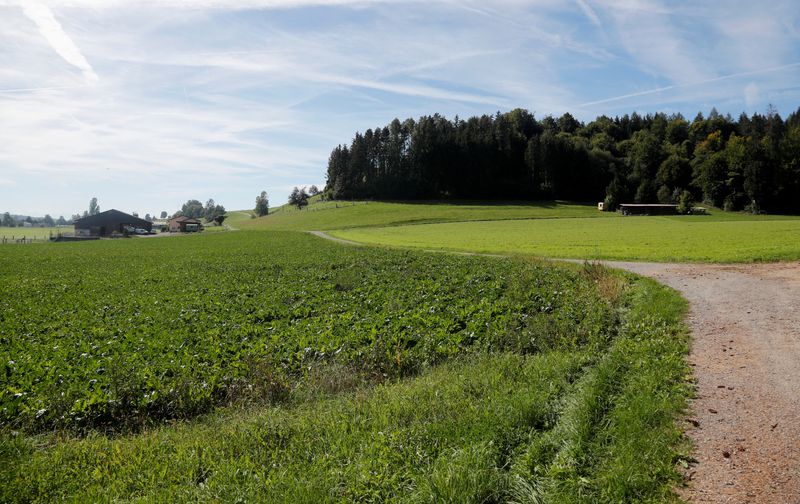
(576, 62, 800, 109)
(20, 1, 98, 84)
(595, 0, 713, 84)
(2, 0, 422, 8)
(1, 0, 799, 215)
(575, 0, 602, 28)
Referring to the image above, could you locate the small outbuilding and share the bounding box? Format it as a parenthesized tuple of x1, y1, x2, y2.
(168, 215, 203, 232)
(619, 204, 678, 216)
(74, 209, 152, 237)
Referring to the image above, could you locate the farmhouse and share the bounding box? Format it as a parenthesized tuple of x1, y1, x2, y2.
(619, 204, 678, 216)
(74, 209, 152, 237)
(168, 215, 203, 232)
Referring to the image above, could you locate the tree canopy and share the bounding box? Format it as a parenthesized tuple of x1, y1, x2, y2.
(203, 199, 226, 222)
(325, 107, 800, 213)
(288, 187, 309, 209)
(255, 191, 269, 217)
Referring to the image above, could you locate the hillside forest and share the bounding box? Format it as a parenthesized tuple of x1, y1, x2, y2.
(325, 107, 800, 212)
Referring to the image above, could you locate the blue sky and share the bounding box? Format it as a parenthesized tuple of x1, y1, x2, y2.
(1, 0, 799, 217)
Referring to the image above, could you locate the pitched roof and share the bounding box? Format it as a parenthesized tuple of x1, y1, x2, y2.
(74, 209, 150, 227)
(169, 215, 202, 224)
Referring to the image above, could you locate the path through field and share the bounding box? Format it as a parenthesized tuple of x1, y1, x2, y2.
(309, 231, 799, 502)
(601, 261, 800, 504)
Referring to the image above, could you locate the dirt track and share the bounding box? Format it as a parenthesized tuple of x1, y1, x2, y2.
(309, 231, 800, 503)
(606, 261, 800, 504)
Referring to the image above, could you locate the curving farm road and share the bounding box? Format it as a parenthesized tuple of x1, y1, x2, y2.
(606, 261, 800, 504)
(310, 231, 800, 503)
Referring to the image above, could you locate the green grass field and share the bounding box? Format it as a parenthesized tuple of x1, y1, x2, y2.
(0, 226, 67, 241)
(238, 200, 614, 231)
(1, 228, 691, 502)
(242, 198, 800, 262)
(4, 197, 796, 501)
(330, 212, 800, 263)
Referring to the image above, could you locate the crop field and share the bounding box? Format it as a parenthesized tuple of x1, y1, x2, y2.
(1, 231, 616, 431)
(0, 230, 689, 502)
(331, 215, 800, 263)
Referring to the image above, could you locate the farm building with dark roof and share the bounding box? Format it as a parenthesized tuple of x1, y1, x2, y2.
(74, 209, 152, 237)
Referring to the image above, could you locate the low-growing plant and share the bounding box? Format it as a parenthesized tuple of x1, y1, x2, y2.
(0, 232, 615, 433)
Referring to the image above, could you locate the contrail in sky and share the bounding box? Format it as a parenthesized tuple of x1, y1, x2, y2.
(577, 61, 800, 108)
(21, 1, 99, 84)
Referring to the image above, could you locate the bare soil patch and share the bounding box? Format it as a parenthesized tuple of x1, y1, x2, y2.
(607, 261, 800, 504)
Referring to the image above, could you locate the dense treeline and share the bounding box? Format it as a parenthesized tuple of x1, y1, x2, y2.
(326, 107, 800, 212)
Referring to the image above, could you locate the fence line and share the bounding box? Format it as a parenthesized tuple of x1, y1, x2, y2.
(1, 234, 51, 244)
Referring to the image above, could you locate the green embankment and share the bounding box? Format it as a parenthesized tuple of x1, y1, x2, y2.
(240, 198, 800, 262)
(237, 200, 613, 231)
(1, 229, 690, 502)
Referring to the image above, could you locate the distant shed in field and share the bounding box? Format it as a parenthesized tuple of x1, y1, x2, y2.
(74, 209, 152, 237)
(619, 204, 678, 216)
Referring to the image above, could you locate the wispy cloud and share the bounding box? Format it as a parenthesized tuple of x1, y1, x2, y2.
(596, 0, 713, 84)
(1, 0, 799, 215)
(3, 0, 419, 8)
(20, 1, 98, 84)
(575, 0, 602, 28)
(576, 61, 800, 108)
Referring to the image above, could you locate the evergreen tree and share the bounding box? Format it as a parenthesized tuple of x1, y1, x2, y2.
(322, 107, 799, 213)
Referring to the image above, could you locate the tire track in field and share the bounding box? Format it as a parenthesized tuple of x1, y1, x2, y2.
(309, 230, 800, 504)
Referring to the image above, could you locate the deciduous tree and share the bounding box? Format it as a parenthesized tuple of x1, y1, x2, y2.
(255, 191, 269, 217)
(288, 187, 309, 209)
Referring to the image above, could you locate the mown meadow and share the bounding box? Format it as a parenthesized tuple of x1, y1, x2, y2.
(0, 228, 691, 502)
(236, 199, 614, 232)
(329, 209, 800, 263)
(240, 198, 800, 262)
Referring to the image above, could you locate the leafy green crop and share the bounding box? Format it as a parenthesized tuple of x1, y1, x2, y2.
(1, 231, 614, 432)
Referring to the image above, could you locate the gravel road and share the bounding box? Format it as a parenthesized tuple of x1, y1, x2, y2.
(606, 261, 800, 504)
